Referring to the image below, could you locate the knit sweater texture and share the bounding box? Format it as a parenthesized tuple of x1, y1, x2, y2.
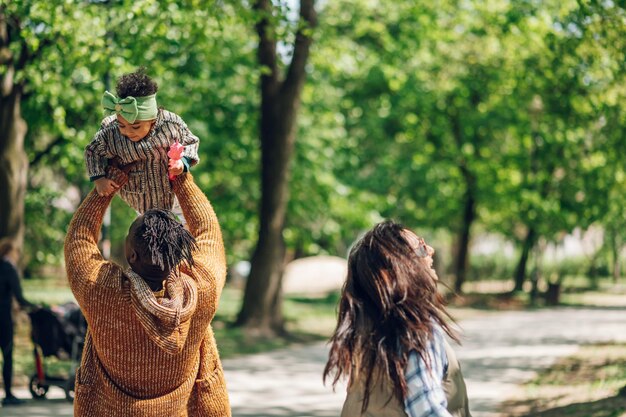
(64, 169, 230, 417)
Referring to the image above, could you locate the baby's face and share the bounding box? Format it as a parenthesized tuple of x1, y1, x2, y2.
(117, 114, 154, 142)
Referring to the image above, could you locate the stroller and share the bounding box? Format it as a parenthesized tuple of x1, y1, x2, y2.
(28, 302, 86, 402)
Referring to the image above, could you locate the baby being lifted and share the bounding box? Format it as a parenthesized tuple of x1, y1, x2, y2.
(85, 67, 199, 215)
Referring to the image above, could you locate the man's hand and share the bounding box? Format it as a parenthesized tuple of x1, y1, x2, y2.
(169, 159, 184, 177)
(95, 177, 120, 197)
(110, 158, 137, 175)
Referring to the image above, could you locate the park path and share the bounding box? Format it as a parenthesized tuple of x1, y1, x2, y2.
(5, 306, 626, 417)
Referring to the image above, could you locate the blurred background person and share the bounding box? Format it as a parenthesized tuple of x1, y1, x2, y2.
(0, 240, 33, 406)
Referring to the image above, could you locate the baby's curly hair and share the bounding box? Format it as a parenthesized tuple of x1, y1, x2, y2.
(116, 67, 158, 98)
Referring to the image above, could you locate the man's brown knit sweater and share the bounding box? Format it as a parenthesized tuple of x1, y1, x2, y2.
(64, 169, 230, 417)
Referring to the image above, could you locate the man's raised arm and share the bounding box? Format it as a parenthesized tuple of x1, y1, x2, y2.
(171, 173, 226, 294)
(64, 168, 128, 305)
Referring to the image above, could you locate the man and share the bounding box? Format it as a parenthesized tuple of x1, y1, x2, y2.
(0, 241, 33, 406)
(64, 166, 230, 416)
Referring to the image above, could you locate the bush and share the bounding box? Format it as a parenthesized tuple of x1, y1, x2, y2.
(24, 187, 74, 273)
(544, 257, 587, 279)
(467, 254, 517, 281)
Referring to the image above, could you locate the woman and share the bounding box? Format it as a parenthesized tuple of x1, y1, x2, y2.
(324, 221, 471, 417)
(0, 241, 33, 406)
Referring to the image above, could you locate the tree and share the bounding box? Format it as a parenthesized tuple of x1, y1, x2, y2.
(312, 0, 527, 292)
(2, 1, 263, 273)
(236, 0, 317, 334)
(0, 2, 86, 261)
(0, 6, 30, 257)
(499, 0, 626, 291)
(2, 1, 118, 270)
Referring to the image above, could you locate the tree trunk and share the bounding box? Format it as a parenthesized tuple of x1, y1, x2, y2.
(236, 0, 316, 335)
(453, 189, 475, 293)
(587, 250, 600, 290)
(236, 101, 296, 334)
(513, 227, 536, 292)
(447, 99, 479, 294)
(545, 282, 561, 306)
(529, 265, 540, 305)
(610, 230, 621, 283)
(0, 78, 28, 260)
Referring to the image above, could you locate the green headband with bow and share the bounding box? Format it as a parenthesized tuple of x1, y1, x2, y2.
(102, 91, 158, 124)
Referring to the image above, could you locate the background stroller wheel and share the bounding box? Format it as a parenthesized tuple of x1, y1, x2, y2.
(64, 374, 76, 402)
(29, 374, 49, 399)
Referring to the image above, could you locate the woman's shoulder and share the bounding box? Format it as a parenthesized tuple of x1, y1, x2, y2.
(407, 324, 449, 366)
(0, 257, 14, 272)
(431, 323, 447, 342)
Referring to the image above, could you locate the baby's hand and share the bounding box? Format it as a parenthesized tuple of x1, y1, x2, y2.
(94, 177, 120, 196)
(168, 159, 184, 178)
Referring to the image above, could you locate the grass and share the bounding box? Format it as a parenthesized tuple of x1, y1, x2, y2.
(500, 343, 626, 417)
(10, 277, 339, 388)
(21, 276, 76, 306)
(451, 277, 626, 310)
(559, 284, 626, 308)
(211, 288, 339, 357)
(9, 274, 626, 392)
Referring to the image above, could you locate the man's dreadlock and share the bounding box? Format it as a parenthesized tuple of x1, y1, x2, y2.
(135, 209, 197, 271)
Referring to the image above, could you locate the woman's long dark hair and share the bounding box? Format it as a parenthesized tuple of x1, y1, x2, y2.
(323, 220, 458, 412)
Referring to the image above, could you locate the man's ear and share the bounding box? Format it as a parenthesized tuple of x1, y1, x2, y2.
(128, 248, 138, 264)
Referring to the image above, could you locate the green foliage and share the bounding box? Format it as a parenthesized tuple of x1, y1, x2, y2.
(544, 257, 594, 282)
(23, 185, 74, 270)
(467, 254, 517, 282)
(4, 0, 625, 287)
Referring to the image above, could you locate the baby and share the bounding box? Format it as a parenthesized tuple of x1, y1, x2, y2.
(85, 68, 199, 214)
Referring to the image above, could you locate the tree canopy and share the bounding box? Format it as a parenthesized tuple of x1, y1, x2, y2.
(1, 0, 624, 302)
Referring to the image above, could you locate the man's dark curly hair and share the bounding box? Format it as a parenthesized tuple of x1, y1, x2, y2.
(134, 209, 197, 271)
(116, 67, 158, 98)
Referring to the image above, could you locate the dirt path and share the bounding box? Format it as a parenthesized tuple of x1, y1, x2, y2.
(5, 307, 626, 416)
(457, 307, 626, 416)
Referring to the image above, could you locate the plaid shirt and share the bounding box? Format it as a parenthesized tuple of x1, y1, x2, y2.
(404, 326, 453, 417)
